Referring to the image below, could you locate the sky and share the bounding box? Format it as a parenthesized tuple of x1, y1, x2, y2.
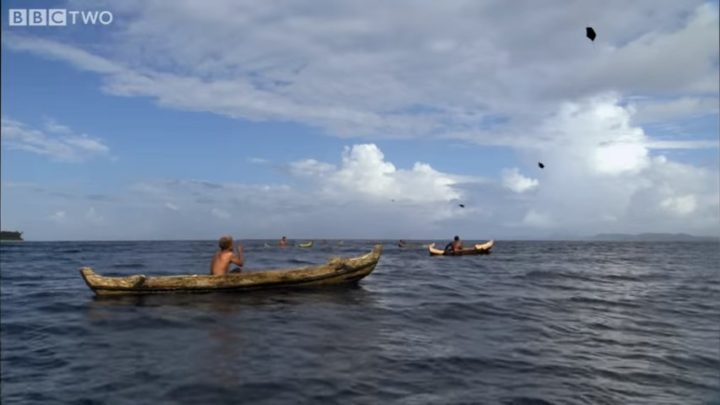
(1, 0, 718, 241)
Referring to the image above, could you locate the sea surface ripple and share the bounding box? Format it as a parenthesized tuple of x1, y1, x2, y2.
(1, 240, 718, 404)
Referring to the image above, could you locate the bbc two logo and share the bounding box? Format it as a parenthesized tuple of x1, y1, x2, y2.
(8, 9, 114, 26)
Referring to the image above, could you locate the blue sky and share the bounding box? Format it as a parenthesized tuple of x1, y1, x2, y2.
(1, 0, 718, 240)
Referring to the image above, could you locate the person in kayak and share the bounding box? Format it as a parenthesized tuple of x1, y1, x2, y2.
(279, 236, 288, 247)
(210, 235, 244, 275)
(444, 236, 463, 254)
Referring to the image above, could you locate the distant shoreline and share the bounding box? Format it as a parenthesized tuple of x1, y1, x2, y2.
(0, 230, 23, 241)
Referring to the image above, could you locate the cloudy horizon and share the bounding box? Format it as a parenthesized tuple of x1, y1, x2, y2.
(1, 0, 718, 241)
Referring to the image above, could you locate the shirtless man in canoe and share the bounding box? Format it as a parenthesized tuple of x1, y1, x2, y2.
(444, 235, 463, 254)
(210, 235, 244, 275)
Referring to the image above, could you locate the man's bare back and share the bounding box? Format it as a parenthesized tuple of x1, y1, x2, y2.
(210, 236, 244, 276)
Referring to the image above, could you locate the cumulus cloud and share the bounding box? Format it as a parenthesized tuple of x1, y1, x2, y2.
(1, 117, 110, 162)
(291, 144, 470, 204)
(502, 168, 538, 193)
(497, 95, 719, 235)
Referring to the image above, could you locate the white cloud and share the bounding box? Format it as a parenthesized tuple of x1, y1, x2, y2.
(44, 119, 73, 135)
(4, 35, 121, 74)
(85, 207, 105, 224)
(645, 140, 718, 150)
(593, 141, 649, 176)
(1, 117, 110, 162)
(660, 195, 697, 216)
(289, 159, 335, 178)
(532, 94, 653, 175)
(502, 168, 538, 193)
(2, 1, 718, 239)
(1, 144, 484, 239)
(577, 3, 719, 96)
(3, 136, 718, 239)
(631, 97, 720, 124)
(291, 144, 469, 204)
(64, 136, 110, 154)
(3, 1, 716, 141)
(211, 208, 231, 219)
(50, 211, 67, 223)
(522, 209, 553, 228)
(497, 95, 719, 235)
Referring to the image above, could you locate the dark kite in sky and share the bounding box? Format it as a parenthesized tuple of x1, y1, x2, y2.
(586, 27, 596, 41)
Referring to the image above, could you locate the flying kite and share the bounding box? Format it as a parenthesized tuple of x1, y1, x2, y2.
(586, 27, 596, 41)
(538, 162, 545, 169)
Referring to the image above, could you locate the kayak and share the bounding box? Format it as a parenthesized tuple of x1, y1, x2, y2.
(428, 240, 495, 256)
(80, 245, 382, 296)
(297, 241, 314, 248)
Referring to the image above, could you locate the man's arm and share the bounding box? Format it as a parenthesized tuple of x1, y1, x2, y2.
(231, 243, 244, 266)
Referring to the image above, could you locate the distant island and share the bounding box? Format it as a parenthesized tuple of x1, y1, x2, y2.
(592, 233, 719, 242)
(0, 231, 24, 241)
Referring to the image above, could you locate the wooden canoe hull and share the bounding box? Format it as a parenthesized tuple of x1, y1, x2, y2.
(428, 240, 494, 256)
(80, 245, 382, 296)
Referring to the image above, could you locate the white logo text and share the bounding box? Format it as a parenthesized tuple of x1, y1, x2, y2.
(9, 9, 114, 27)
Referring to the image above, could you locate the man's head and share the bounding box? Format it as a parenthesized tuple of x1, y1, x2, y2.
(219, 235, 233, 250)
(454, 236, 460, 241)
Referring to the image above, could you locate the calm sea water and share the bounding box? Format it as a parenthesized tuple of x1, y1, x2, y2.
(1, 240, 718, 404)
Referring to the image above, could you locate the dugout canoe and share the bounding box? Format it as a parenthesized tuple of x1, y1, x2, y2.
(428, 240, 495, 256)
(80, 245, 382, 296)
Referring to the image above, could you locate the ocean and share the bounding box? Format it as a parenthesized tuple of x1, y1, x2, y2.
(1, 240, 718, 404)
